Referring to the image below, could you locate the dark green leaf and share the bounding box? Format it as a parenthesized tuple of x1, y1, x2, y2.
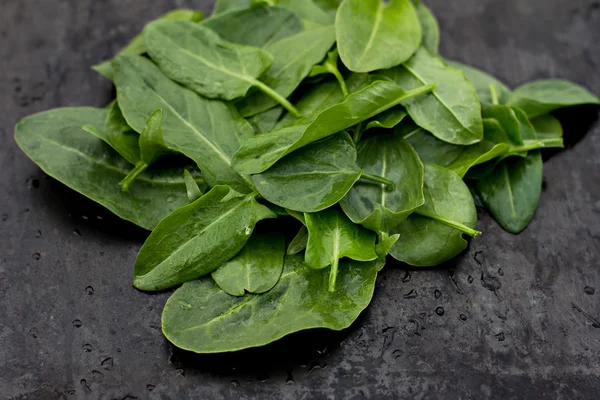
(14, 107, 200, 230)
(248, 107, 284, 134)
(113, 54, 254, 192)
(211, 232, 285, 296)
(414, 0, 440, 55)
(253, 133, 361, 212)
(381, 49, 483, 145)
(305, 207, 377, 291)
(448, 61, 511, 104)
(162, 254, 377, 353)
(507, 79, 600, 118)
(481, 104, 524, 145)
(340, 131, 425, 233)
(391, 164, 480, 266)
(287, 226, 309, 255)
(133, 186, 276, 291)
(336, 0, 421, 73)
(531, 114, 563, 139)
(363, 108, 407, 131)
(476, 152, 543, 233)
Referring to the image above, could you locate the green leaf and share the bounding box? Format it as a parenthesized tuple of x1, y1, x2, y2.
(305, 207, 377, 291)
(145, 20, 273, 102)
(14, 107, 201, 230)
(336, 0, 422, 72)
(381, 49, 483, 145)
(236, 25, 337, 117)
(113, 54, 254, 193)
(204, 6, 303, 48)
(448, 61, 511, 104)
(375, 233, 400, 270)
(531, 114, 563, 140)
(481, 104, 524, 145)
(253, 133, 361, 213)
(278, 0, 335, 25)
(309, 49, 349, 96)
(287, 226, 309, 255)
(92, 9, 204, 80)
(184, 169, 205, 202)
(82, 101, 141, 165)
(248, 107, 283, 134)
(363, 108, 407, 131)
(213, 0, 253, 15)
(211, 232, 285, 296)
(133, 186, 276, 291)
(390, 164, 480, 266)
(414, 0, 440, 55)
(476, 152, 543, 234)
(162, 254, 377, 353)
(340, 131, 425, 233)
(507, 79, 600, 118)
(232, 80, 435, 174)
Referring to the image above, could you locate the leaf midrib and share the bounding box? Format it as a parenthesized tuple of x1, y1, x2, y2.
(358, 1, 384, 64)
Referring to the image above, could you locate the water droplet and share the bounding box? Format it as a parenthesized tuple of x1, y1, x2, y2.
(27, 178, 40, 189)
(460, 314, 467, 321)
(85, 286, 94, 295)
(116, 348, 121, 353)
(498, 268, 504, 276)
(316, 346, 328, 355)
(176, 368, 185, 377)
(481, 272, 502, 293)
(286, 372, 295, 385)
(392, 349, 403, 359)
(82, 215, 89, 221)
(166, 194, 177, 203)
(96, 215, 104, 221)
(29, 327, 38, 338)
(308, 362, 327, 373)
(230, 380, 240, 387)
(256, 373, 269, 382)
(467, 275, 474, 284)
(244, 226, 252, 235)
(434, 289, 441, 299)
(91, 370, 103, 382)
(73, 229, 82, 237)
(82, 343, 92, 352)
(101, 357, 113, 370)
(495, 332, 505, 342)
(177, 300, 193, 310)
(403, 289, 418, 299)
(80, 379, 91, 394)
(401, 271, 411, 283)
(66, 389, 75, 396)
(32, 253, 41, 260)
(35, 230, 42, 238)
(72, 319, 82, 328)
(584, 286, 595, 295)
(435, 307, 445, 316)
(1, 213, 7, 222)
(146, 384, 156, 392)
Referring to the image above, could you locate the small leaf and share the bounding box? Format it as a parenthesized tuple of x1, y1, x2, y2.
(184, 170, 204, 203)
(287, 226, 309, 255)
(531, 114, 563, 140)
(309, 48, 348, 96)
(363, 108, 407, 131)
(414, 0, 440, 55)
(375, 233, 400, 271)
(448, 61, 512, 105)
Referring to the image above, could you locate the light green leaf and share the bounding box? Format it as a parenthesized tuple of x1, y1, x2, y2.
(448, 61, 512, 104)
(531, 114, 563, 139)
(184, 169, 205, 202)
(336, 0, 422, 72)
(375, 233, 400, 270)
(278, 0, 335, 25)
(309, 49, 349, 96)
(213, 0, 253, 15)
(133, 186, 276, 291)
(414, 0, 440, 55)
(363, 108, 407, 131)
(211, 232, 285, 296)
(248, 107, 283, 134)
(162, 254, 378, 353)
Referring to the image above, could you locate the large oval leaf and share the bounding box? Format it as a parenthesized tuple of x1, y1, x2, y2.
(340, 131, 425, 233)
(381, 48, 483, 145)
(162, 254, 377, 353)
(232, 80, 434, 174)
(145, 20, 273, 101)
(476, 152, 543, 234)
(531, 114, 563, 140)
(391, 164, 480, 266)
(211, 232, 285, 296)
(113, 54, 254, 192)
(133, 186, 276, 291)
(336, 0, 421, 73)
(253, 133, 361, 213)
(14, 107, 201, 230)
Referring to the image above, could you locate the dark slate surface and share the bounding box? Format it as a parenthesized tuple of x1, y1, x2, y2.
(1, 0, 599, 399)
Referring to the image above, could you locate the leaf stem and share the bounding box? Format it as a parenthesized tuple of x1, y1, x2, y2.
(360, 171, 395, 191)
(252, 79, 302, 119)
(490, 84, 500, 105)
(328, 257, 339, 292)
(390, 83, 436, 109)
(416, 211, 482, 238)
(352, 122, 363, 143)
(507, 138, 564, 155)
(330, 67, 349, 97)
(120, 161, 148, 192)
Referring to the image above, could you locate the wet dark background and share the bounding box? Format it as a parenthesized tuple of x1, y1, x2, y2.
(1, 0, 599, 399)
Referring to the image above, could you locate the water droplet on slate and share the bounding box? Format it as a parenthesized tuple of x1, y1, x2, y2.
(32, 253, 41, 260)
(96, 215, 104, 221)
(72, 319, 82, 328)
(80, 379, 91, 394)
(286, 372, 295, 385)
(166, 194, 177, 203)
(584, 286, 595, 295)
(434, 289, 441, 299)
(392, 349, 403, 359)
(498, 268, 504, 276)
(403, 289, 418, 299)
(467, 275, 474, 284)
(85, 286, 94, 295)
(82, 343, 92, 352)
(1, 213, 7, 222)
(146, 384, 156, 392)
(176, 368, 185, 377)
(435, 307, 445, 316)
(460, 314, 467, 321)
(101, 357, 113, 370)
(308, 362, 327, 373)
(256, 373, 269, 382)
(67, 389, 75, 396)
(82, 215, 88, 221)
(73, 229, 82, 237)
(481, 272, 502, 292)
(401, 271, 411, 283)
(230, 380, 240, 387)
(29, 327, 38, 338)
(91, 370, 103, 381)
(316, 346, 327, 355)
(495, 332, 505, 341)
(27, 178, 40, 189)
(35, 230, 42, 238)
(177, 300, 193, 310)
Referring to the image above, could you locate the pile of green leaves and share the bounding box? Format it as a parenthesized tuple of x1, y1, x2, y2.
(15, 0, 599, 354)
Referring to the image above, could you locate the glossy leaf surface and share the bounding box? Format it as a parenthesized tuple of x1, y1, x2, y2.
(162, 254, 377, 353)
(133, 186, 276, 291)
(336, 0, 421, 72)
(211, 232, 285, 296)
(448, 61, 511, 104)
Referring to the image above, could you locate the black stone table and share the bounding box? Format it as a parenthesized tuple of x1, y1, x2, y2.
(1, 1, 599, 398)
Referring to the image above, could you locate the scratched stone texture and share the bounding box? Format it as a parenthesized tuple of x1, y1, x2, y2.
(0, 0, 599, 399)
